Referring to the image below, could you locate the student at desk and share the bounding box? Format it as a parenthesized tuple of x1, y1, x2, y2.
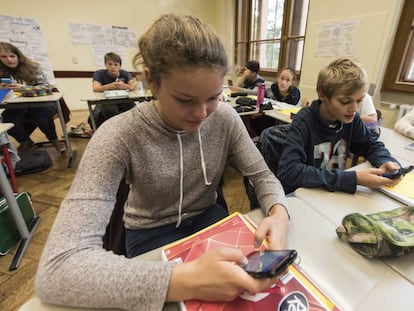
(36, 14, 289, 311)
(0, 42, 65, 153)
(251, 67, 302, 135)
(229, 60, 264, 95)
(92, 52, 137, 126)
(277, 57, 402, 194)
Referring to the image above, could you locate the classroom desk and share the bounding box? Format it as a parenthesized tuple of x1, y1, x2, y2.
(1, 92, 76, 168)
(378, 126, 414, 163)
(0, 123, 40, 271)
(81, 91, 152, 131)
(19, 197, 414, 311)
(294, 183, 414, 286)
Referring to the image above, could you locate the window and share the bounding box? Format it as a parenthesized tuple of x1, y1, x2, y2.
(382, 0, 414, 93)
(235, 0, 309, 76)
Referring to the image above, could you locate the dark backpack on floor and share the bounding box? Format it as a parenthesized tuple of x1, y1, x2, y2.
(14, 149, 52, 176)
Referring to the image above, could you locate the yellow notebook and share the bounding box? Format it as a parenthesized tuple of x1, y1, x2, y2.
(379, 172, 414, 205)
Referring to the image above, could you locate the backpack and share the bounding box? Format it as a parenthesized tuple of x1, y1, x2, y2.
(0, 192, 35, 255)
(244, 124, 290, 210)
(14, 149, 52, 176)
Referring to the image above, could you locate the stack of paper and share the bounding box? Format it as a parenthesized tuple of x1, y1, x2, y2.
(379, 172, 414, 205)
(103, 90, 129, 99)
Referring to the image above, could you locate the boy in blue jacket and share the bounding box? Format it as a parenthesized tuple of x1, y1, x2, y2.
(278, 57, 401, 194)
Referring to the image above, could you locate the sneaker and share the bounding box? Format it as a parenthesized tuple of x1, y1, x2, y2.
(51, 140, 66, 154)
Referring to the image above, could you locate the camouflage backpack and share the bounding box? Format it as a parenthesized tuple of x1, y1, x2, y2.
(336, 206, 414, 258)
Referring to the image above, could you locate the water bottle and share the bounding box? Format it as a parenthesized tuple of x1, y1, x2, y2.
(257, 83, 265, 107)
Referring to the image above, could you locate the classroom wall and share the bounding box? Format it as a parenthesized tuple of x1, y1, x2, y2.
(299, 0, 405, 128)
(2, 0, 236, 110)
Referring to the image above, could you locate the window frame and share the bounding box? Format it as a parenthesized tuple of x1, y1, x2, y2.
(234, 0, 309, 78)
(382, 0, 414, 94)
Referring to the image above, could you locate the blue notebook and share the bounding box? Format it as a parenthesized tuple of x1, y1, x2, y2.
(0, 89, 12, 103)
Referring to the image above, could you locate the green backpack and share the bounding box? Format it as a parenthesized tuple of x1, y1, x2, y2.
(336, 206, 414, 258)
(0, 192, 35, 255)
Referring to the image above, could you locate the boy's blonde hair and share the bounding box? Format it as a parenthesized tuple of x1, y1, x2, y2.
(317, 57, 367, 99)
(133, 14, 227, 87)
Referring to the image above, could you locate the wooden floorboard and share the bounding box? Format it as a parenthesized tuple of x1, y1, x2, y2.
(0, 110, 250, 311)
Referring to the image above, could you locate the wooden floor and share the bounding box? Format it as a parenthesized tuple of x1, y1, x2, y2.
(0, 110, 250, 311)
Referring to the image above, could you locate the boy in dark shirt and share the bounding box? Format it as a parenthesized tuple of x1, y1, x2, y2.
(278, 57, 401, 194)
(92, 52, 137, 123)
(229, 60, 264, 95)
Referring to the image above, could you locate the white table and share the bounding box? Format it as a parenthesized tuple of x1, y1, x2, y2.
(1, 92, 76, 167)
(19, 197, 414, 311)
(294, 184, 414, 286)
(0, 123, 40, 271)
(378, 127, 414, 163)
(81, 91, 152, 131)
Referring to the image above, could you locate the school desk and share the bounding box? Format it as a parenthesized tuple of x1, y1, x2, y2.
(0, 92, 76, 167)
(81, 90, 152, 131)
(378, 126, 414, 163)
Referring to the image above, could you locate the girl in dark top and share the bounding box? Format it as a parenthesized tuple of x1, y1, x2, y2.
(267, 66, 301, 106)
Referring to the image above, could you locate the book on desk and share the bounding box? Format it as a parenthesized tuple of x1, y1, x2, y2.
(379, 171, 414, 206)
(162, 212, 340, 311)
(103, 90, 129, 99)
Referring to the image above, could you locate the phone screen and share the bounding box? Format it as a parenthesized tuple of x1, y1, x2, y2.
(1, 78, 12, 84)
(243, 250, 297, 278)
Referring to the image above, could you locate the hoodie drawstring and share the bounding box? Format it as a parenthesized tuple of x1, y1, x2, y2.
(175, 129, 211, 227)
(198, 129, 212, 186)
(176, 133, 184, 228)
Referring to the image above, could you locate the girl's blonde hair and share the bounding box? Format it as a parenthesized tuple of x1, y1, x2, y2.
(316, 57, 367, 99)
(133, 14, 228, 87)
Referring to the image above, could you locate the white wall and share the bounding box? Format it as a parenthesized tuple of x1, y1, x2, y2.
(2, 0, 236, 110)
(299, 0, 405, 127)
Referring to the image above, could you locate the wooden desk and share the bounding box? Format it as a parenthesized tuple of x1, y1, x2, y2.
(81, 91, 152, 131)
(0, 123, 40, 271)
(378, 127, 414, 163)
(19, 197, 414, 311)
(1, 92, 76, 168)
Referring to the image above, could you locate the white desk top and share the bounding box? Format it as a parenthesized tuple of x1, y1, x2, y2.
(0, 122, 14, 133)
(81, 90, 151, 102)
(379, 127, 414, 163)
(2, 92, 63, 104)
(19, 197, 414, 311)
(294, 184, 414, 286)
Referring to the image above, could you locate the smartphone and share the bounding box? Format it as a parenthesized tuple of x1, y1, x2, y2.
(243, 250, 297, 278)
(1, 78, 12, 84)
(382, 165, 414, 179)
(228, 79, 233, 86)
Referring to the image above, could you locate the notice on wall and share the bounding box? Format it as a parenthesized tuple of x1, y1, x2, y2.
(69, 22, 136, 68)
(315, 19, 360, 57)
(0, 15, 55, 84)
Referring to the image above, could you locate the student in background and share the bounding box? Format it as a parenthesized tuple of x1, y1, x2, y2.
(251, 67, 302, 136)
(277, 57, 401, 194)
(0, 42, 65, 153)
(36, 14, 289, 311)
(357, 93, 377, 124)
(229, 60, 264, 95)
(266, 66, 301, 106)
(395, 109, 414, 139)
(92, 52, 137, 124)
